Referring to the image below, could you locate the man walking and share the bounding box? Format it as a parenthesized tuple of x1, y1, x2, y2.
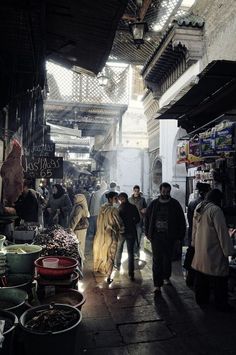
(145, 182, 186, 294)
(100, 181, 119, 206)
(115, 192, 140, 281)
(88, 181, 107, 237)
(129, 185, 147, 259)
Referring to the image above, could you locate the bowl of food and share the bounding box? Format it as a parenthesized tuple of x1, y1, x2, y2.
(0, 273, 33, 290)
(40, 288, 86, 310)
(0, 288, 29, 316)
(34, 256, 78, 279)
(19, 304, 82, 355)
(4, 244, 42, 274)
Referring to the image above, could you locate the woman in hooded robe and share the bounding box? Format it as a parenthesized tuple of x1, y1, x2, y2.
(192, 189, 234, 311)
(69, 194, 90, 261)
(93, 191, 124, 283)
(47, 184, 72, 228)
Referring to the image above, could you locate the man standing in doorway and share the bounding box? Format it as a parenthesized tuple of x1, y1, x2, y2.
(145, 182, 186, 294)
(129, 185, 147, 259)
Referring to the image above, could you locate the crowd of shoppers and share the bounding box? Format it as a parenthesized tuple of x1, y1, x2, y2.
(92, 184, 147, 283)
(15, 177, 236, 312)
(91, 180, 236, 313)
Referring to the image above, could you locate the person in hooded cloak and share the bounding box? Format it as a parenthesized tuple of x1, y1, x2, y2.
(69, 193, 90, 261)
(93, 191, 124, 283)
(47, 184, 72, 228)
(192, 189, 235, 311)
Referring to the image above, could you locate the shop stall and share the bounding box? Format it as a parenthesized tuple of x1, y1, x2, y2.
(0, 223, 85, 355)
(177, 120, 236, 213)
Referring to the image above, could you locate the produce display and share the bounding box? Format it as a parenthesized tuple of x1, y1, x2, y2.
(25, 308, 78, 332)
(34, 225, 81, 262)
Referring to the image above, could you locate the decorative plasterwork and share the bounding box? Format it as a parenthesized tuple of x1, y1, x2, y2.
(141, 14, 204, 97)
(172, 27, 204, 65)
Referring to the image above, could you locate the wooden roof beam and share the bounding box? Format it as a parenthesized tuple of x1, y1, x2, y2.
(122, 14, 137, 22)
(139, 0, 152, 21)
(122, 0, 152, 22)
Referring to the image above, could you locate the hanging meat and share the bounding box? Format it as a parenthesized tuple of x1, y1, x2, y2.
(1, 139, 24, 205)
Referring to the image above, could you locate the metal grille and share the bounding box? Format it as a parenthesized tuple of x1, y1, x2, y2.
(110, 0, 186, 64)
(46, 62, 129, 105)
(131, 66, 145, 100)
(149, 0, 183, 31)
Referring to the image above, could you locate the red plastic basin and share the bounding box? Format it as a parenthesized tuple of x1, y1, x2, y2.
(34, 256, 78, 279)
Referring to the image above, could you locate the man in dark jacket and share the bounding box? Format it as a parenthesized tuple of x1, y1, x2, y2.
(145, 182, 186, 294)
(15, 180, 45, 224)
(115, 192, 140, 281)
(129, 185, 147, 259)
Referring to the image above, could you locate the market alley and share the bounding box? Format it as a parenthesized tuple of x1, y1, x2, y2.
(75, 239, 236, 355)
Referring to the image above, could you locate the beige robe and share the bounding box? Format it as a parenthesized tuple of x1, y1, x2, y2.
(93, 203, 124, 276)
(68, 194, 89, 260)
(191, 201, 234, 277)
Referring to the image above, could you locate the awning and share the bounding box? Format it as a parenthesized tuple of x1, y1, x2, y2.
(155, 60, 236, 132)
(46, 0, 128, 75)
(0, 0, 128, 108)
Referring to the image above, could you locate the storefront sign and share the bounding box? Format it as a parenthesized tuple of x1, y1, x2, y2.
(215, 121, 235, 152)
(188, 135, 202, 163)
(199, 129, 216, 157)
(177, 141, 188, 164)
(23, 156, 63, 178)
(32, 142, 55, 157)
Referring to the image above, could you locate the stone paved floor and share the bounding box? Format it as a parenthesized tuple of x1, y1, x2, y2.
(75, 240, 236, 355)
